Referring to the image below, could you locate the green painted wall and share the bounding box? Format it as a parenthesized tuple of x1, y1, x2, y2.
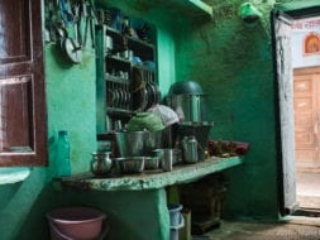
(174, 0, 292, 220)
(0, 1, 175, 240)
(45, 43, 97, 174)
(0, 0, 314, 239)
(0, 31, 98, 239)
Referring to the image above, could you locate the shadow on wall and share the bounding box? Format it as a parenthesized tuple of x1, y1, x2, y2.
(0, 183, 22, 211)
(0, 170, 51, 240)
(13, 185, 59, 240)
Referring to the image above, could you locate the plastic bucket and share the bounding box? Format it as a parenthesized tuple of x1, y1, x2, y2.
(46, 207, 107, 240)
(170, 213, 185, 240)
(168, 204, 183, 227)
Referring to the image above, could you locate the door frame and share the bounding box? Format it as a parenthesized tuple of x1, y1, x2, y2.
(272, 8, 298, 215)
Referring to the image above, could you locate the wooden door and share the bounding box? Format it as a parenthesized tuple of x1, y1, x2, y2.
(0, 0, 47, 166)
(294, 68, 320, 172)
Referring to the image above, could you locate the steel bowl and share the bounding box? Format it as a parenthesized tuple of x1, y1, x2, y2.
(114, 157, 145, 174)
(144, 156, 160, 170)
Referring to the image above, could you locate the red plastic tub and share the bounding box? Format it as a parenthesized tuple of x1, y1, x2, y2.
(46, 207, 107, 240)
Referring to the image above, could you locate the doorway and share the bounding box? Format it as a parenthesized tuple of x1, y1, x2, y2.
(273, 4, 320, 217)
(293, 68, 320, 211)
(292, 16, 320, 212)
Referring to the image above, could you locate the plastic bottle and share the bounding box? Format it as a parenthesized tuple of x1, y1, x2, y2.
(56, 130, 71, 177)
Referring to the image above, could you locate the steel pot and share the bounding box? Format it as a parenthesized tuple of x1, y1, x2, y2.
(115, 131, 146, 157)
(90, 152, 113, 176)
(115, 130, 164, 157)
(178, 121, 213, 161)
(182, 136, 199, 163)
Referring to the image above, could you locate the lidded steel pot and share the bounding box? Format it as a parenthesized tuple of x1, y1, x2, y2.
(91, 152, 113, 176)
(166, 80, 207, 122)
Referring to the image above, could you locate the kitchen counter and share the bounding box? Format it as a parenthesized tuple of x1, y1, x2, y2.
(57, 156, 243, 191)
(54, 156, 243, 240)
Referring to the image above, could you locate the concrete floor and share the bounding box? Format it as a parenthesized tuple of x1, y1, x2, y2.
(203, 220, 320, 239)
(190, 172, 320, 239)
(296, 172, 320, 209)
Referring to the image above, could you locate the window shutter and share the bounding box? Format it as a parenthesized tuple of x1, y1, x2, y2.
(0, 0, 47, 166)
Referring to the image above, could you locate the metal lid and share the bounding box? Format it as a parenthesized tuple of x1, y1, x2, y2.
(168, 80, 205, 96)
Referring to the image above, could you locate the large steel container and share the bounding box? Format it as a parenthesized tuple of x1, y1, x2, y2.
(167, 94, 207, 122)
(167, 80, 207, 122)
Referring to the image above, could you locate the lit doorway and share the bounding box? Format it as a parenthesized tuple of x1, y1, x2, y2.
(293, 68, 320, 211)
(273, 3, 320, 217)
(292, 16, 320, 211)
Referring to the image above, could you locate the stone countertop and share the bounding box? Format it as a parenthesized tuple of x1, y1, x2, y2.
(57, 156, 243, 192)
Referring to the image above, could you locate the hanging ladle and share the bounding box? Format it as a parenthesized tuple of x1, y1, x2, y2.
(65, 4, 82, 63)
